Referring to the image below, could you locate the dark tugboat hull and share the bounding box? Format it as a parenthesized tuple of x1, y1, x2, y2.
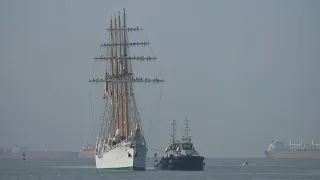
(156, 156, 205, 171)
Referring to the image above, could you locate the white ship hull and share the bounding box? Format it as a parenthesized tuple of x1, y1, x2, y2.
(95, 142, 147, 170)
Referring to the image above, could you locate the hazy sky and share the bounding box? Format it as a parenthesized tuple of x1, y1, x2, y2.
(0, 0, 319, 157)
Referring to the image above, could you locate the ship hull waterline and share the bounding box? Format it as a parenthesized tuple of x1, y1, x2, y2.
(1, 152, 78, 159)
(95, 143, 147, 171)
(79, 150, 95, 159)
(265, 150, 320, 159)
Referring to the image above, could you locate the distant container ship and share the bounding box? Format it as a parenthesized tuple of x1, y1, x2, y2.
(78, 142, 95, 159)
(264, 140, 320, 159)
(0, 145, 78, 159)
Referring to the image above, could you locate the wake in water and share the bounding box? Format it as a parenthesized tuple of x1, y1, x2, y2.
(49, 166, 156, 170)
(241, 164, 257, 166)
(49, 166, 95, 169)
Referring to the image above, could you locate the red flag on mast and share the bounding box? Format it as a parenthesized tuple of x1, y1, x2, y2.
(164, 145, 170, 153)
(102, 83, 108, 99)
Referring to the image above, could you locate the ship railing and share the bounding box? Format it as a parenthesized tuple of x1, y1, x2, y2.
(104, 140, 133, 151)
(312, 140, 320, 146)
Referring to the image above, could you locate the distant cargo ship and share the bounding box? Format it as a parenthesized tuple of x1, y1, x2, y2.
(0, 145, 78, 159)
(78, 142, 95, 158)
(0, 148, 11, 158)
(264, 140, 320, 159)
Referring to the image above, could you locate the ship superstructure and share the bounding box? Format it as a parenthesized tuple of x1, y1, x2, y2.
(78, 142, 95, 159)
(265, 140, 320, 159)
(88, 8, 164, 170)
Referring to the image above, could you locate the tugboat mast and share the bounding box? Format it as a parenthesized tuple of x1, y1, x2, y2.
(184, 117, 190, 139)
(171, 120, 177, 143)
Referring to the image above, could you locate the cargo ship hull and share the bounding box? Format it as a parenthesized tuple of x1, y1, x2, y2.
(265, 150, 320, 159)
(0, 149, 12, 159)
(10, 151, 79, 159)
(0, 150, 78, 159)
(78, 150, 95, 159)
(1, 145, 79, 159)
(78, 142, 95, 159)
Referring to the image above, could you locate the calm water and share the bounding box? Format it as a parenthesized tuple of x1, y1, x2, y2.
(1, 158, 320, 180)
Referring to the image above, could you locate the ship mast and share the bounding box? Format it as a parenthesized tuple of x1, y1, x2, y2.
(122, 9, 130, 138)
(184, 117, 190, 139)
(89, 8, 164, 147)
(171, 120, 177, 143)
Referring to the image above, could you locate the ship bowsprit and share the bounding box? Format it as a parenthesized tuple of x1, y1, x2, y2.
(156, 155, 205, 171)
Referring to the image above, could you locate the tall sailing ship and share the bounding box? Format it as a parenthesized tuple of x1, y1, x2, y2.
(88, 9, 164, 170)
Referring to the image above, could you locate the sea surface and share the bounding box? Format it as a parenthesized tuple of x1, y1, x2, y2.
(0, 158, 320, 180)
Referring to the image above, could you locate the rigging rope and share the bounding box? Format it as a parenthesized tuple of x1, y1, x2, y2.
(89, 92, 96, 137)
(88, 30, 111, 141)
(88, 50, 97, 139)
(142, 33, 163, 78)
(140, 31, 166, 149)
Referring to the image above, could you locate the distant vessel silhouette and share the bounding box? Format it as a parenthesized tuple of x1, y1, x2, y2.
(265, 140, 320, 159)
(0, 145, 78, 159)
(78, 142, 95, 159)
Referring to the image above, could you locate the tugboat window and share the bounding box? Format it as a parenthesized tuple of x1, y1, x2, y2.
(182, 143, 193, 150)
(171, 144, 178, 150)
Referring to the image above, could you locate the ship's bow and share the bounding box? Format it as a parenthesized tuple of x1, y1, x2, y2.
(264, 150, 274, 158)
(132, 144, 147, 170)
(95, 143, 147, 171)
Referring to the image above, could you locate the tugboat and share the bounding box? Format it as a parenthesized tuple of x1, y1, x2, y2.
(156, 118, 205, 171)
